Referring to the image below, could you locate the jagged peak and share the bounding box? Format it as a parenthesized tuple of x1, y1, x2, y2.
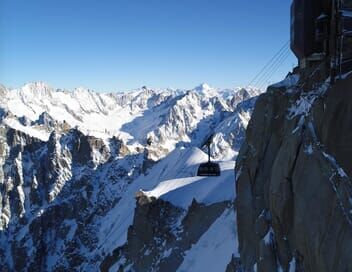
(194, 83, 213, 92)
(22, 81, 53, 93)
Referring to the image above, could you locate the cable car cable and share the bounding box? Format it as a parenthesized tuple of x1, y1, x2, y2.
(247, 40, 289, 87)
(259, 48, 291, 89)
(255, 46, 291, 89)
(248, 45, 289, 89)
(255, 46, 290, 88)
(257, 48, 292, 90)
(247, 40, 290, 87)
(252, 45, 290, 89)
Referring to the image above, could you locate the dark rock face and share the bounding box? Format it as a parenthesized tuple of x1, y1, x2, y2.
(101, 194, 232, 272)
(226, 255, 243, 272)
(235, 76, 352, 271)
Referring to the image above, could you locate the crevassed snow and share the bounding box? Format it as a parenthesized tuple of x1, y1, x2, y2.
(177, 208, 238, 272)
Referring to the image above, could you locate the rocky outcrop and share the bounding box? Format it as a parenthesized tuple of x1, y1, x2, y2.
(101, 193, 232, 272)
(235, 75, 352, 271)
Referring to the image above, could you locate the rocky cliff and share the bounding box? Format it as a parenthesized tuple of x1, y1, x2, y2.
(100, 196, 234, 272)
(235, 74, 352, 271)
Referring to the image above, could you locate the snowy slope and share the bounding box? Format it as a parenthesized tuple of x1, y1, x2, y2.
(144, 161, 235, 208)
(178, 208, 238, 272)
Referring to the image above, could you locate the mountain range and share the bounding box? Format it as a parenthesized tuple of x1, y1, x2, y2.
(0, 82, 260, 271)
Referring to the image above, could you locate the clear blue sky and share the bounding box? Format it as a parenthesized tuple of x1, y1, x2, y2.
(0, 0, 296, 92)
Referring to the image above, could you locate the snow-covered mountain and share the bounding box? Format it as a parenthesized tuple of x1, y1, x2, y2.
(0, 82, 260, 271)
(0, 82, 259, 160)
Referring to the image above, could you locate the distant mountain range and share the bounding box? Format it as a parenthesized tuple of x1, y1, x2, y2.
(0, 82, 261, 160)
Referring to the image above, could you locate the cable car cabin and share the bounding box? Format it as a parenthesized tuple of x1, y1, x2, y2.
(197, 135, 221, 177)
(197, 162, 221, 177)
